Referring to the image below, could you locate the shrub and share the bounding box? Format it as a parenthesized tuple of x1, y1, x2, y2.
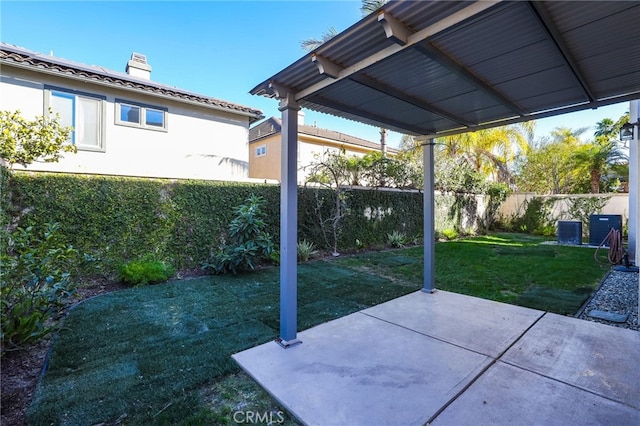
(297, 240, 318, 262)
(512, 197, 558, 235)
(441, 228, 459, 240)
(565, 196, 610, 237)
(203, 195, 274, 274)
(0, 109, 75, 170)
(1, 223, 79, 353)
(387, 231, 407, 248)
(118, 258, 175, 286)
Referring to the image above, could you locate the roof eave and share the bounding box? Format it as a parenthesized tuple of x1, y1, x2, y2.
(1, 56, 264, 123)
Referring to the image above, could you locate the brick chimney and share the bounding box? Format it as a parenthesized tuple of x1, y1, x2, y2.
(126, 52, 151, 80)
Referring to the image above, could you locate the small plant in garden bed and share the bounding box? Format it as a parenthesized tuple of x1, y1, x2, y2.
(297, 240, 318, 262)
(387, 231, 407, 248)
(118, 257, 175, 286)
(202, 194, 274, 274)
(441, 228, 459, 240)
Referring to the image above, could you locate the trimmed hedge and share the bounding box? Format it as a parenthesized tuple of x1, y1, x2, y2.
(3, 171, 472, 277)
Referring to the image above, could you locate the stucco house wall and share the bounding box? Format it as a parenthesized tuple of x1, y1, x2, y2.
(249, 115, 395, 184)
(0, 43, 263, 181)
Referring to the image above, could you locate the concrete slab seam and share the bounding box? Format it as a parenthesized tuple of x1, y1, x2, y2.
(358, 311, 494, 358)
(426, 312, 548, 425)
(497, 358, 640, 411)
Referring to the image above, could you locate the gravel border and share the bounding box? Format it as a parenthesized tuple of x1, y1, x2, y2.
(576, 270, 639, 331)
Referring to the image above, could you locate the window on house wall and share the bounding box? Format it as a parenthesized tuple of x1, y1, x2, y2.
(115, 99, 167, 131)
(256, 145, 267, 157)
(46, 87, 105, 151)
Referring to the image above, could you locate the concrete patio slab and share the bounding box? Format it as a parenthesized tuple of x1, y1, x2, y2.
(362, 290, 544, 357)
(432, 362, 640, 426)
(501, 312, 640, 410)
(233, 291, 640, 425)
(233, 311, 492, 425)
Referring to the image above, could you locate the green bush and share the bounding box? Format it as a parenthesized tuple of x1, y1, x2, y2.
(297, 240, 318, 262)
(441, 228, 459, 240)
(1, 223, 80, 353)
(118, 258, 176, 286)
(203, 195, 274, 274)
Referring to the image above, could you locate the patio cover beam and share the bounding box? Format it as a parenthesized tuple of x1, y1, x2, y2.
(375, 10, 528, 120)
(306, 95, 428, 135)
(310, 51, 475, 129)
(527, 1, 596, 103)
(349, 74, 476, 128)
(412, 43, 527, 117)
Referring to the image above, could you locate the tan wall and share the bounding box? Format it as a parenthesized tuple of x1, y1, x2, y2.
(249, 134, 381, 183)
(249, 135, 282, 181)
(499, 193, 631, 223)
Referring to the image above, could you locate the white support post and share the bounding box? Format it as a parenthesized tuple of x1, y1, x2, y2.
(422, 137, 436, 293)
(628, 100, 638, 263)
(278, 92, 301, 347)
(630, 100, 640, 324)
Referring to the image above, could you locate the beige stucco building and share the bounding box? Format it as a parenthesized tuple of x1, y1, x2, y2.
(249, 112, 397, 183)
(0, 43, 263, 180)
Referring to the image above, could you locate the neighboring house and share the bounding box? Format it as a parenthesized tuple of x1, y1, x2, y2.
(249, 112, 398, 183)
(0, 42, 263, 180)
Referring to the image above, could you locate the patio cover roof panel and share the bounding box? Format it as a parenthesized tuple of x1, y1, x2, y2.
(251, 1, 640, 136)
(428, 2, 548, 67)
(554, 3, 640, 99)
(312, 78, 461, 134)
(361, 48, 479, 105)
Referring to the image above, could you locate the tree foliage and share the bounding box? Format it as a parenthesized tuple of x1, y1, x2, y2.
(435, 123, 534, 186)
(0, 109, 75, 170)
(515, 118, 628, 194)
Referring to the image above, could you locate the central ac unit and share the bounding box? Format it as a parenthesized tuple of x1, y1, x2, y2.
(589, 215, 622, 247)
(557, 221, 582, 245)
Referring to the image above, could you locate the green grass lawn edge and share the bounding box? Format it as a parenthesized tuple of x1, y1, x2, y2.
(27, 233, 610, 424)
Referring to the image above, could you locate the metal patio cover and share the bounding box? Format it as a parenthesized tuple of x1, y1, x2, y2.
(249, 0, 640, 345)
(251, 0, 640, 137)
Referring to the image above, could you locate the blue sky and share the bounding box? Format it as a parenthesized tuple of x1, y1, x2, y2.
(0, 0, 630, 148)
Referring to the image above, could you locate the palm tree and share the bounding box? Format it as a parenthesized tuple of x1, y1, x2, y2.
(300, 26, 338, 52)
(436, 122, 534, 185)
(361, 0, 388, 15)
(594, 118, 616, 139)
(572, 136, 627, 193)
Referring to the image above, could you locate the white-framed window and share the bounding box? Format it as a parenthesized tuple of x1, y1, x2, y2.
(256, 145, 267, 157)
(45, 86, 105, 151)
(115, 99, 167, 131)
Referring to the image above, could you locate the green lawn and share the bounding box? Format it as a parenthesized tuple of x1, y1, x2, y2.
(27, 233, 609, 425)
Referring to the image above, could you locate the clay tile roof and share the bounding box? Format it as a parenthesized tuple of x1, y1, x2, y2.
(0, 42, 263, 122)
(249, 116, 399, 154)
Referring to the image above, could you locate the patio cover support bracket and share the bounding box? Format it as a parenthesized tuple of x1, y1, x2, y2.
(277, 91, 302, 348)
(421, 136, 436, 293)
(312, 54, 343, 79)
(378, 11, 411, 45)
